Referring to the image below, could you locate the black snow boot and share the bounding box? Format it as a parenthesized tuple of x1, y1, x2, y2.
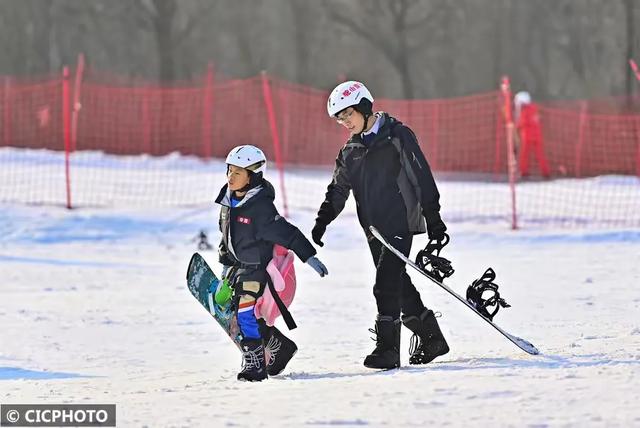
(363, 315, 401, 369)
(402, 309, 449, 365)
(263, 325, 298, 376)
(237, 339, 268, 382)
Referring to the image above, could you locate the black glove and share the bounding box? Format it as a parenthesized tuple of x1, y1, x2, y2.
(311, 222, 326, 247)
(426, 212, 447, 242)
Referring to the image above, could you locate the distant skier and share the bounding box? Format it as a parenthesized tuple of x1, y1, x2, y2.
(217, 145, 328, 381)
(195, 230, 212, 250)
(514, 91, 551, 178)
(312, 81, 449, 369)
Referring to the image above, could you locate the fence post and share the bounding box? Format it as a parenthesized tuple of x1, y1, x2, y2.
(278, 77, 291, 163)
(261, 71, 289, 217)
(430, 103, 439, 170)
(142, 90, 151, 154)
(71, 53, 85, 152)
(201, 62, 214, 158)
(3, 77, 11, 147)
(494, 91, 503, 177)
(575, 101, 587, 178)
(62, 66, 73, 209)
(501, 76, 518, 230)
(636, 117, 640, 177)
(628, 60, 640, 176)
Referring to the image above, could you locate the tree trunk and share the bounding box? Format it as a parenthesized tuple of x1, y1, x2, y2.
(625, 0, 636, 98)
(152, 0, 177, 82)
(290, 1, 311, 84)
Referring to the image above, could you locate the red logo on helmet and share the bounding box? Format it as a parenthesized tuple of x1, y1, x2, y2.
(340, 83, 365, 99)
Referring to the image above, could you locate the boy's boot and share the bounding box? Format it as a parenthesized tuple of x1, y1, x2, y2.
(263, 325, 298, 376)
(363, 315, 401, 369)
(237, 339, 268, 382)
(402, 309, 449, 365)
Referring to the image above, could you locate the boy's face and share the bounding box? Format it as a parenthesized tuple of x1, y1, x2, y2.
(227, 165, 251, 192)
(335, 107, 364, 136)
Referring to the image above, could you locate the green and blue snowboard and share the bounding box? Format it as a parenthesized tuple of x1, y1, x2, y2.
(186, 253, 243, 350)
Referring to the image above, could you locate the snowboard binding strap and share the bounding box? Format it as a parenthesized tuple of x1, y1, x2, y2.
(466, 267, 511, 321)
(415, 233, 454, 282)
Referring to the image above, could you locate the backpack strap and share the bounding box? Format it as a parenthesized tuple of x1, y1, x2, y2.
(265, 275, 297, 330)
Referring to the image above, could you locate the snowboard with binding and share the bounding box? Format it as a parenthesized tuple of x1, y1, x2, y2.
(186, 252, 243, 350)
(369, 226, 539, 355)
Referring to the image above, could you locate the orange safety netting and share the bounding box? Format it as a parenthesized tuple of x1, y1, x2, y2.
(1, 68, 638, 228)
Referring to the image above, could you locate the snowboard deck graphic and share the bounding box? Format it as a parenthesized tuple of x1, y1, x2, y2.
(369, 226, 539, 355)
(186, 252, 243, 350)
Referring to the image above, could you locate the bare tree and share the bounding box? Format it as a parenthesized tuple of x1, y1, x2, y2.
(625, 0, 637, 97)
(0, 0, 636, 101)
(0, 0, 55, 74)
(514, 1, 553, 98)
(59, 0, 220, 81)
(290, 0, 314, 84)
(126, 0, 218, 81)
(323, 0, 447, 98)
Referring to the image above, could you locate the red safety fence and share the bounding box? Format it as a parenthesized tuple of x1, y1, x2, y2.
(1, 63, 639, 228)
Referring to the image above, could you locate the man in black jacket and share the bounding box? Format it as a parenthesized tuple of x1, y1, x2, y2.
(312, 81, 449, 369)
(218, 145, 328, 381)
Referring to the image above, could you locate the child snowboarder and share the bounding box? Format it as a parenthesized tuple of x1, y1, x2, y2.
(216, 144, 328, 382)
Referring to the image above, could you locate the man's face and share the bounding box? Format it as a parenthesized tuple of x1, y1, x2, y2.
(335, 107, 364, 136)
(227, 165, 251, 191)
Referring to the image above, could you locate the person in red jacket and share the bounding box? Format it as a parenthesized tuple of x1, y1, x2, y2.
(514, 91, 551, 178)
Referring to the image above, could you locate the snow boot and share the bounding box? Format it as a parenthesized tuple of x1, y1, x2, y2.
(237, 339, 268, 382)
(363, 315, 401, 369)
(402, 309, 449, 365)
(263, 325, 298, 376)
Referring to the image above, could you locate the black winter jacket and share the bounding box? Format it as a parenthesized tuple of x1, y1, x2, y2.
(315, 112, 443, 239)
(216, 179, 316, 273)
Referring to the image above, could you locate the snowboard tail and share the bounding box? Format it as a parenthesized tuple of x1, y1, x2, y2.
(369, 226, 539, 355)
(186, 252, 243, 350)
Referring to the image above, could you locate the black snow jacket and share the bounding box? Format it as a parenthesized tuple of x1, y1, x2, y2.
(315, 112, 443, 239)
(216, 179, 316, 274)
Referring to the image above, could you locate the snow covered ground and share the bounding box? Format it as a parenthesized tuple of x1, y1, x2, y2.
(1, 159, 640, 426)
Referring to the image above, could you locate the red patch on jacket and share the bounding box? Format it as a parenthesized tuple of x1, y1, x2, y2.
(237, 216, 252, 224)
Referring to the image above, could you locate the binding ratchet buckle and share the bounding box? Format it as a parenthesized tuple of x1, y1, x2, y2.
(415, 233, 454, 282)
(466, 267, 511, 321)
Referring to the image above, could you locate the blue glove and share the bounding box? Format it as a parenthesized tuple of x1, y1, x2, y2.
(306, 256, 328, 277)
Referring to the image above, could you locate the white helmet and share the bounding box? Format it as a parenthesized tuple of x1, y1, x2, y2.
(225, 145, 267, 175)
(514, 91, 532, 107)
(327, 81, 374, 117)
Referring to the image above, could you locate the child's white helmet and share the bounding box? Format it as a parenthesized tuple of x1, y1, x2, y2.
(225, 145, 267, 175)
(514, 91, 532, 107)
(327, 81, 374, 117)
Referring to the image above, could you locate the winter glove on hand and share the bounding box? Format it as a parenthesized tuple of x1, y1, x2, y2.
(426, 212, 447, 242)
(306, 256, 328, 277)
(312, 202, 336, 247)
(311, 222, 326, 247)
